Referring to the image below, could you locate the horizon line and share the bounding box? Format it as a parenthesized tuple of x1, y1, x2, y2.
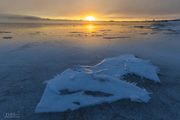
(0, 13, 180, 22)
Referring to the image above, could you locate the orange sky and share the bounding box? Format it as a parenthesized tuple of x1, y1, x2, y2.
(0, 0, 180, 20)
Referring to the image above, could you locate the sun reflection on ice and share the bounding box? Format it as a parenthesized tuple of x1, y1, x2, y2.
(86, 24, 96, 32)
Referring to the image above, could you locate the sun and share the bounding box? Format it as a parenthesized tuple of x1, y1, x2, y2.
(84, 16, 96, 21)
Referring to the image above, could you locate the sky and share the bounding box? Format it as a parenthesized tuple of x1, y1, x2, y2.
(0, 0, 180, 20)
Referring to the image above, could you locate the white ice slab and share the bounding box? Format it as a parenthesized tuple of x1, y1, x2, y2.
(35, 55, 160, 113)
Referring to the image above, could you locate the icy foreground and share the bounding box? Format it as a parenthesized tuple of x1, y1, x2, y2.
(35, 55, 160, 113)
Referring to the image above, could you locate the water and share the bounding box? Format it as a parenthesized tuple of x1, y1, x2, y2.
(0, 21, 155, 65)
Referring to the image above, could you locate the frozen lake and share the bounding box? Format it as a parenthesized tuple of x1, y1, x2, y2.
(0, 21, 180, 119)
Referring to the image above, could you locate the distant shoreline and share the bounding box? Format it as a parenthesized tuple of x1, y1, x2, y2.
(0, 19, 180, 25)
(0, 13, 180, 24)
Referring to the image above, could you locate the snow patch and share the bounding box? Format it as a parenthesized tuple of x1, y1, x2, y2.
(35, 55, 160, 113)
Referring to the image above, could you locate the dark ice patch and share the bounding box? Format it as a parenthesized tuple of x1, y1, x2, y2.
(103, 36, 130, 39)
(73, 101, 81, 105)
(59, 89, 82, 95)
(0, 31, 11, 33)
(84, 91, 113, 97)
(140, 33, 149, 35)
(3, 37, 13, 39)
(69, 32, 84, 34)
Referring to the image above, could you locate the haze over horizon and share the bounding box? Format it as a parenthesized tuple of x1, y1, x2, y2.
(0, 0, 180, 20)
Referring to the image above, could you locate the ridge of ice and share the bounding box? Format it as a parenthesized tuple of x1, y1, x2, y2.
(80, 55, 160, 82)
(35, 55, 160, 113)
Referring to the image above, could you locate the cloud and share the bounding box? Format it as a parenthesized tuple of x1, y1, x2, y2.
(0, 0, 180, 18)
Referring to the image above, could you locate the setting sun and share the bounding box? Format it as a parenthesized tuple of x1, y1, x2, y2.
(84, 16, 96, 21)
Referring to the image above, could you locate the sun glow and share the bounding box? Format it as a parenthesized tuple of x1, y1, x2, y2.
(84, 16, 96, 21)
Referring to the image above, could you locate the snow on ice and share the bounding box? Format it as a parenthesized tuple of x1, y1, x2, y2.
(35, 55, 160, 113)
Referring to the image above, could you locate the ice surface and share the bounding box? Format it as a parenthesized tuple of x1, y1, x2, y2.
(35, 55, 160, 113)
